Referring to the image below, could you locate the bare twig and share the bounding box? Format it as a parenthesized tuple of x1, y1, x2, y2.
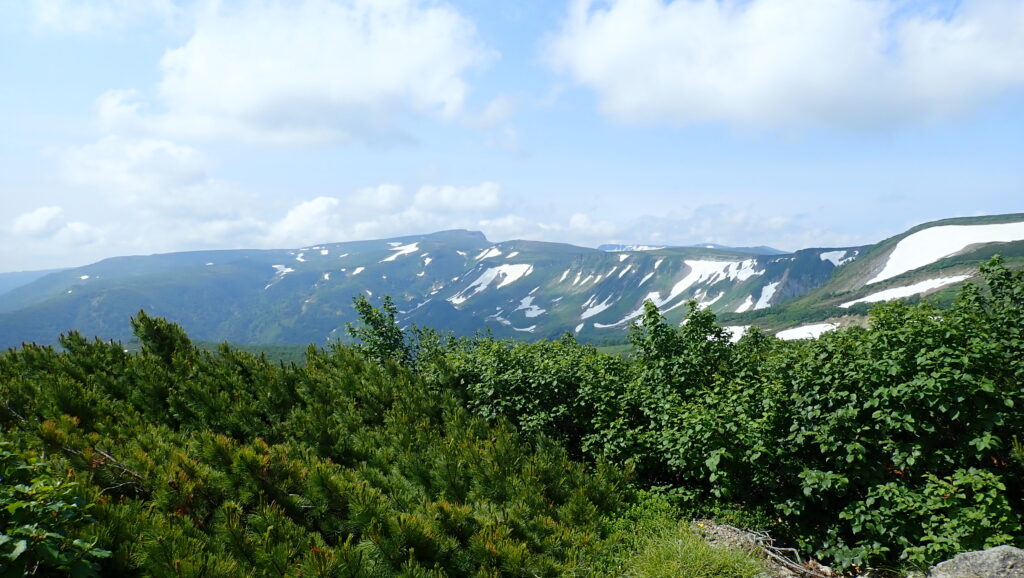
(695, 520, 834, 578)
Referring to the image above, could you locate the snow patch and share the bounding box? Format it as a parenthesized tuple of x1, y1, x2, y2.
(618, 265, 633, 278)
(338, 253, 349, 258)
(515, 296, 547, 318)
(352, 267, 365, 276)
(448, 264, 534, 305)
(387, 241, 403, 247)
(638, 272, 655, 287)
(840, 275, 971, 308)
(819, 250, 855, 266)
(651, 260, 756, 309)
(776, 323, 837, 340)
(265, 265, 295, 290)
(206, 262, 214, 266)
(79, 275, 90, 280)
(295, 253, 306, 262)
(581, 295, 616, 320)
(735, 295, 754, 313)
(506, 251, 520, 259)
(559, 269, 571, 283)
(869, 222, 1024, 284)
(618, 254, 629, 262)
(725, 326, 749, 343)
(423, 257, 433, 266)
(698, 291, 725, 308)
(456, 250, 467, 257)
(381, 242, 419, 262)
(320, 249, 329, 256)
(754, 282, 779, 310)
(475, 247, 503, 260)
(575, 323, 585, 333)
(323, 273, 330, 281)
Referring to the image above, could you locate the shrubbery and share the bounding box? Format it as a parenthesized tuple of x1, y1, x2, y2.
(421, 257, 1024, 572)
(2, 257, 1021, 574)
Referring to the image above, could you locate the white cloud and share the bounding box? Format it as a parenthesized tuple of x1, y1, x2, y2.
(30, 0, 177, 33)
(414, 182, 502, 213)
(12, 207, 66, 237)
(104, 0, 492, 145)
(268, 197, 345, 246)
(265, 182, 508, 246)
(11, 206, 102, 246)
(549, 0, 1024, 129)
(348, 185, 408, 213)
(63, 136, 208, 199)
(468, 95, 518, 128)
(61, 136, 250, 220)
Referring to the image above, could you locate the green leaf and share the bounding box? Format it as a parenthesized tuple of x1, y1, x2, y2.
(8, 539, 27, 560)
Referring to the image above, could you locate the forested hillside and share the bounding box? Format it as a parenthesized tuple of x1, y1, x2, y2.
(2, 257, 1022, 576)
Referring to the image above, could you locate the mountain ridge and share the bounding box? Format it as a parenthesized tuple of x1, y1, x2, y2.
(2, 214, 1023, 348)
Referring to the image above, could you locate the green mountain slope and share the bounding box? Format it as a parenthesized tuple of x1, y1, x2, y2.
(2, 214, 1022, 348)
(720, 213, 1024, 334)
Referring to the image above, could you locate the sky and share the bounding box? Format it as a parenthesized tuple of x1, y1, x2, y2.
(2, 0, 1023, 273)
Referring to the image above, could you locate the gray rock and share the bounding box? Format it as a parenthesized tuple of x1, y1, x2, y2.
(929, 546, 1024, 578)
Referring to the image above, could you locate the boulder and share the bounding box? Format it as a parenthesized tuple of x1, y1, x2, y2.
(929, 546, 1024, 578)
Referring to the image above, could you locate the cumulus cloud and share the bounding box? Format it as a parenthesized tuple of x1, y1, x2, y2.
(414, 182, 502, 213)
(12, 207, 66, 237)
(348, 185, 408, 213)
(61, 136, 250, 220)
(265, 182, 509, 246)
(63, 136, 208, 199)
(11, 206, 102, 246)
(268, 197, 345, 247)
(103, 0, 492, 145)
(549, 0, 1024, 129)
(30, 0, 177, 33)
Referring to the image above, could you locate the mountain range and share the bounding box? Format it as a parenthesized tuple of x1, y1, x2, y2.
(2, 213, 1023, 349)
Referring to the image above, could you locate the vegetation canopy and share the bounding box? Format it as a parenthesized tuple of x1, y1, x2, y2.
(1, 257, 1022, 575)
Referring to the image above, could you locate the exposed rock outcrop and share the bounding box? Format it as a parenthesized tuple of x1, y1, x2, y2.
(928, 546, 1024, 578)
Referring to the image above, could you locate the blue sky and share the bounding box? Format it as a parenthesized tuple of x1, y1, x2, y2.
(2, 0, 1023, 272)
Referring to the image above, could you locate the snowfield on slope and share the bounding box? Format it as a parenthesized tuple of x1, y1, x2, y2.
(869, 222, 1024, 284)
(754, 282, 779, 310)
(581, 295, 616, 320)
(599, 259, 764, 327)
(776, 323, 837, 340)
(475, 247, 502, 260)
(735, 295, 754, 313)
(515, 296, 546, 318)
(448, 264, 534, 305)
(725, 325, 749, 343)
(819, 250, 857, 266)
(380, 242, 419, 262)
(840, 275, 971, 308)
